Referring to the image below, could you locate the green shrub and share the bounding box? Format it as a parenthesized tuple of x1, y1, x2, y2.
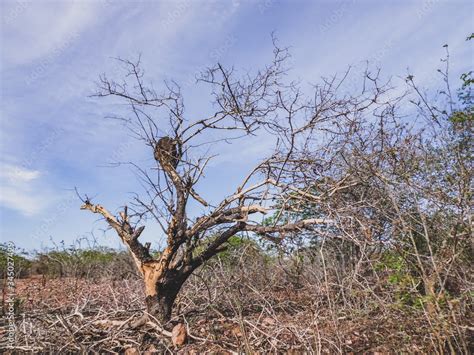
(375, 252, 423, 308)
(29, 247, 137, 279)
(0, 243, 31, 279)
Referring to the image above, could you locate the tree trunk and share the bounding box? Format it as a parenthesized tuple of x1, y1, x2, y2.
(145, 287, 179, 323)
(144, 269, 189, 323)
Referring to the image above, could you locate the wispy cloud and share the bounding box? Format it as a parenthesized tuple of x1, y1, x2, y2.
(1, 1, 101, 69)
(0, 163, 45, 216)
(1, 163, 41, 182)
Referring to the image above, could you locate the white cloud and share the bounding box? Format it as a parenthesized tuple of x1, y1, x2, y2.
(1, 1, 101, 68)
(1, 163, 41, 182)
(0, 163, 47, 216)
(0, 186, 43, 216)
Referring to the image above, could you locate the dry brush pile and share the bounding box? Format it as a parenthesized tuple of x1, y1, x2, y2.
(1, 240, 472, 353)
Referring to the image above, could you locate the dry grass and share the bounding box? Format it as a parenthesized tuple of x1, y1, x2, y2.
(2, 247, 472, 353)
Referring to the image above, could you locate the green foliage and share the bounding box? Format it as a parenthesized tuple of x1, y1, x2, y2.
(195, 235, 265, 265)
(217, 235, 248, 260)
(450, 74, 473, 124)
(79, 249, 115, 262)
(375, 252, 405, 273)
(25, 247, 136, 279)
(376, 252, 424, 308)
(0, 243, 31, 278)
(449, 34, 473, 126)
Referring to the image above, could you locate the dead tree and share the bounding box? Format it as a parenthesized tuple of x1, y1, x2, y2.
(80, 43, 386, 323)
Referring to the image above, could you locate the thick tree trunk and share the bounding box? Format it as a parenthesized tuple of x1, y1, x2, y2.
(143, 269, 189, 323)
(145, 286, 180, 323)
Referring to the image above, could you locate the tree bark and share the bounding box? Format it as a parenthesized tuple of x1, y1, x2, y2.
(144, 269, 190, 323)
(145, 292, 177, 324)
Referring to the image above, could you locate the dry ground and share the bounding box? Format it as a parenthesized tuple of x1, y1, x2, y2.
(2, 271, 469, 353)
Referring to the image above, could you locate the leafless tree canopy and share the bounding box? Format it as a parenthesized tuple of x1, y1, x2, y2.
(80, 43, 340, 322)
(79, 40, 472, 342)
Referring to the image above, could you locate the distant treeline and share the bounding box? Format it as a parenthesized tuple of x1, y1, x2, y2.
(0, 243, 137, 279)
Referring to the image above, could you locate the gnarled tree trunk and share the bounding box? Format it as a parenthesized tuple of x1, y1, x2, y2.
(144, 269, 189, 323)
(148, 285, 181, 322)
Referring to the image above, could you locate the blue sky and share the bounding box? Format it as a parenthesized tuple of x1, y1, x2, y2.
(1, 0, 472, 251)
